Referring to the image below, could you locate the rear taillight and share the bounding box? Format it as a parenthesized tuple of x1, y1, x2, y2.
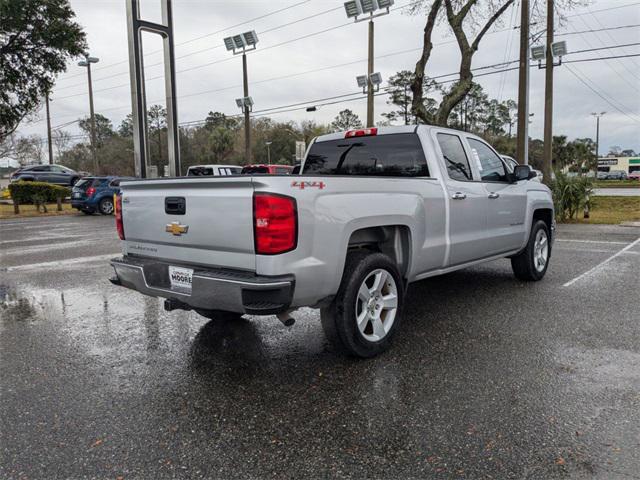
(86, 186, 96, 197)
(253, 193, 297, 255)
(115, 194, 125, 240)
(345, 127, 377, 138)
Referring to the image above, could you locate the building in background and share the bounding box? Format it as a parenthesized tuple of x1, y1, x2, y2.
(597, 156, 640, 174)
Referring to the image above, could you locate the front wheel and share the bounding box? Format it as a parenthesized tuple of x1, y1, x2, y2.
(511, 220, 551, 281)
(321, 251, 404, 358)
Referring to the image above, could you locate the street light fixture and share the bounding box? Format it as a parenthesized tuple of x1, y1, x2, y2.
(224, 31, 259, 162)
(77, 54, 100, 173)
(344, 0, 394, 21)
(235, 96, 254, 113)
(532, 40, 568, 68)
(356, 72, 383, 93)
(344, 0, 393, 127)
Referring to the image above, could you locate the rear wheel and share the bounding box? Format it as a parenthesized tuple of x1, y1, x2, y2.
(98, 197, 114, 215)
(321, 251, 403, 358)
(511, 220, 550, 281)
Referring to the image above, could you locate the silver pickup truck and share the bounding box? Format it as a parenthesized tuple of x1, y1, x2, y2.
(110, 125, 554, 357)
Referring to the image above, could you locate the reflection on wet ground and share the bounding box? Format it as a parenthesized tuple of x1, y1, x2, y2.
(1, 216, 639, 479)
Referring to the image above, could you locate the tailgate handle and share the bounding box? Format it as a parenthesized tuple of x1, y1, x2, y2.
(165, 197, 186, 215)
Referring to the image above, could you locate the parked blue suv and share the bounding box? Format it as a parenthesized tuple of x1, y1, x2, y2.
(71, 176, 134, 215)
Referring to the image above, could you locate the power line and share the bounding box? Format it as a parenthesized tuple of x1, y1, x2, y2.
(54, 3, 344, 92)
(54, 0, 314, 82)
(564, 53, 640, 64)
(41, 47, 640, 127)
(556, 23, 640, 36)
(571, 15, 640, 93)
(564, 64, 640, 125)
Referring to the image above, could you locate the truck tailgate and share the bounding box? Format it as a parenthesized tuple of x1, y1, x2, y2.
(120, 177, 256, 270)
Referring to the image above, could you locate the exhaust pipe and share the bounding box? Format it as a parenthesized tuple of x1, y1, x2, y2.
(276, 310, 296, 327)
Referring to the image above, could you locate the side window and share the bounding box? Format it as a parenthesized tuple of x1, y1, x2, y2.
(32, 165, 49, 172)
(110, 179, 121, 187)
(92, 178, 109, 188)
(436, 133, 473, 181)
(467, 138, 508, 182)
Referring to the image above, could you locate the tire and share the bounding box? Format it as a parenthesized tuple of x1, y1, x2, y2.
(511, 220, 551, 281)
(321, 251, 404, 358)
(98, 197, 114, 215)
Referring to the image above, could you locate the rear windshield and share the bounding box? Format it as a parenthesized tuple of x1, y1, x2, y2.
(242, 166, 269, 174)
(74, 178, 94, 190)
(187, 167, 214, 176)
(303, 133, 429, 177)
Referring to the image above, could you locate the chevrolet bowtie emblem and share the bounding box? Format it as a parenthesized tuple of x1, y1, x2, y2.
(165, 222, 189, 236)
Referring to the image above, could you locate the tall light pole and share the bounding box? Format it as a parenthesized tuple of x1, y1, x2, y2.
(78, 55, 99, 173)
(224, 31, 258, 163)
(542, 0, 554, 183)
(516, 0, 530, 164)
(591, 112, 605, 172)
(265, 141, 272, 165)
(45, 93, 54, 164)
(344, 0, 394, 128)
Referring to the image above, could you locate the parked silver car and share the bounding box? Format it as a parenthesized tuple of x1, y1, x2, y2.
(110, 126, 554, 357)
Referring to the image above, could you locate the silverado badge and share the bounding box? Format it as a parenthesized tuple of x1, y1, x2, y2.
(165, 222, 189, 236)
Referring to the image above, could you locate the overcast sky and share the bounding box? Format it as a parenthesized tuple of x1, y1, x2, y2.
(15, 0, 640, 159)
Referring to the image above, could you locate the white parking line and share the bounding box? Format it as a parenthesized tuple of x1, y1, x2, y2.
(554, 246, 640, 255)
(556, 239, 629, 245)
(3, 254, 116, 272)
(563, 237, 640, 287)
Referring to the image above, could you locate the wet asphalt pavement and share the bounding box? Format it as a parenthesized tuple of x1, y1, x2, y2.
(1, 215, 639, 479)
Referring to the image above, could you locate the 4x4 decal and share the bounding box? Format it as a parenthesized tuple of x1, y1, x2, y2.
(291, 181, 325, 190)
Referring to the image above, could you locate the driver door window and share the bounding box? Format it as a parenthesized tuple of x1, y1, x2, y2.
(467, 138, 508, 182)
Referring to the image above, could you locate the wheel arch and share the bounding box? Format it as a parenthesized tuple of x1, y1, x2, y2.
(346, 225, 412, 280)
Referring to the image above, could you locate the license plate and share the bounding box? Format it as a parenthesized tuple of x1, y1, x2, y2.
(72, 192, 81, 198)
(168, 266, 193, 293)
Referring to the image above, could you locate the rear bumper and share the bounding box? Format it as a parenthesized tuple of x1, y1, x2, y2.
(110, 255, 295, 315)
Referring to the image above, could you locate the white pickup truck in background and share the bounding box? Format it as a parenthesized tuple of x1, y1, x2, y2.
(110, 125, 554, 357)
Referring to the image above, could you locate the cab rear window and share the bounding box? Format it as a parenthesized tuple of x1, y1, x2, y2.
(303, 133, 429, 177)
(242, 166, 269, 174)
(187, 167, 214, 176)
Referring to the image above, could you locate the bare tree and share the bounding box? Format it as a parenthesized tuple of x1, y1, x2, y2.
(410, 0, 584, 126)
(52, 129, 72, 162)
(14, 135, 45, 166)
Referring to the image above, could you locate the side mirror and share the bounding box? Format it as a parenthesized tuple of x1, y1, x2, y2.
(514, 165, 533, 181)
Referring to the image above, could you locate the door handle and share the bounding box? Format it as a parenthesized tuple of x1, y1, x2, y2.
(488, 192, 500, 199)
(451, 192, 467, 200)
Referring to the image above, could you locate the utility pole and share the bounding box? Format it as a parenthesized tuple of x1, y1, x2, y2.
(366, 19, 374, 127)
(45, 93, 54, 164)
(242, 52, 252, 163)
(516, 0, 530, 164)
(591, 112, 605, 171)
(404, 83, 409, 125)
(542, 0, 554, 183)
(78, 55, 100, 173)
(266, 141, 272, 165)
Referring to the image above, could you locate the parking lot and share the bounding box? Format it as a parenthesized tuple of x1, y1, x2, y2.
(1, 215, 639, 479)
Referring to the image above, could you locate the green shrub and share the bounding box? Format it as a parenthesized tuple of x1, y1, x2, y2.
(7, 181, 71, 205)
(551, 171, 593, 221)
